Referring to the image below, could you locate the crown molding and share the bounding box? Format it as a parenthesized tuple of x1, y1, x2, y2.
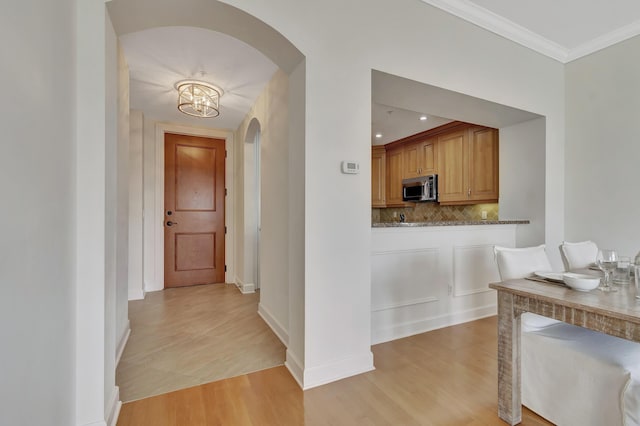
(420, 0, 570, 62)
(566, 19, 640, 62)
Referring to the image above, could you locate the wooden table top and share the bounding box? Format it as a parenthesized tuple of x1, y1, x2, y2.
(489, 278, 640, 326)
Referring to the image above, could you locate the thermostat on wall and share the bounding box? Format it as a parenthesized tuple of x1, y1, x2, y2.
(341, 161, 360, 174)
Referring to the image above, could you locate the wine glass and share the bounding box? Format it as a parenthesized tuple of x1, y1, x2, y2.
(596, 249, 618, 292)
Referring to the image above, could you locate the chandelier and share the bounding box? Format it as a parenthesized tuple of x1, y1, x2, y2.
(175, 80, 223, 118)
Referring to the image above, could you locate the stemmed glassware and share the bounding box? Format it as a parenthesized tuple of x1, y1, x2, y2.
(596, 249, 618, 292)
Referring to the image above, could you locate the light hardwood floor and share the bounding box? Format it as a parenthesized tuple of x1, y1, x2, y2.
(117, 284, 286, 401)
(118, 316, 552, 425)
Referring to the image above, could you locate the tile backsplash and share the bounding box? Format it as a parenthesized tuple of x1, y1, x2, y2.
(372, 203, 499, 223)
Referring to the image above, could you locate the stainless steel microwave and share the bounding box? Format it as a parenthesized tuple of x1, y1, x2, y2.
(402, 174, 438, 202)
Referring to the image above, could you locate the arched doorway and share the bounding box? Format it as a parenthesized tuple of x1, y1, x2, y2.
(75, 0, 307, 421)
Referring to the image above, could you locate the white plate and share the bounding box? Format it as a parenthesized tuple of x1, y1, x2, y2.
(534, 271, 565, 283)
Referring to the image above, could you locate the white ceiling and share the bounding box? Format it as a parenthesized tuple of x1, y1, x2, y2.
(120, 26, 278, 129)
(371, 104, 453, 145)
(117, 2, 640, 143)
(421, 0, 640, 62)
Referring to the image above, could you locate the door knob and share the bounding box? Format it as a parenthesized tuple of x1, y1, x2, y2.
(166, 221, 178, 226)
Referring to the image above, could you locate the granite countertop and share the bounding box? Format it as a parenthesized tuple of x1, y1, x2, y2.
(372, 220, 530, 228)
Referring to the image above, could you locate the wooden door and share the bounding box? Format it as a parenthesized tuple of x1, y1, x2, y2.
(437, 129, 468, 204)
(371, 146, 386, 207)
(468, 127, 499, 202)
(164, 133, 225, 287)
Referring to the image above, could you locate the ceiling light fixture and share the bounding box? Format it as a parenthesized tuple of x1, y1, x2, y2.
(175, 80, 223, 118)
(419, 115, 428, 121)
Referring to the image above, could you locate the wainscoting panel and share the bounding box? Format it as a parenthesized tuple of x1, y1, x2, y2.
(371, 225, 517, 344)
(372, 248, 440, 311)
(453, 245, 502, 297)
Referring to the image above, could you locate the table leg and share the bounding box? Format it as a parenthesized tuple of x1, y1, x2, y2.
(497, 291, 521, 425)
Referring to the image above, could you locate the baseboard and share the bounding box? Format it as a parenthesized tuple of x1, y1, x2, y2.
(371, 304, 497, 345)
(302, 351, 375, 390)
(106, 386, 122, 426)
(285, 349, 304, 389)
(128, 287, 145, 301)
(258, 303, 289, 346)
(234, 276, 256, 294)
(116, 320, 131, 367)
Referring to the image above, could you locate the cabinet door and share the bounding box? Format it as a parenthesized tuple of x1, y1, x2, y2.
(437, 129, 468, 203)
(469, 127, 499, 202)
(404, 139, 436, 178)
(386, 147, 405, 206)
(371, 146, 386, 207)
(403, 143, 420, 178)
(419, 139, 436, 175)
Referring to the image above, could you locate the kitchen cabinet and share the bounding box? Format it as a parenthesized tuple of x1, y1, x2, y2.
(372, 121, 498, 208)
(468, 126, 499, 202)
(436, 129, 468, 203)
(371, 146, 386, 207)
(437, 125, 498, 204)
(385, 146, 407, 207)
(403, 138, 436, 178)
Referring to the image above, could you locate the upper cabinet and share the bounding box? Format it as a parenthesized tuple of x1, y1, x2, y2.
(403, 138, 437, 178)
(468, 126, 499, 202)
(385, 146, 406, 207)
(371, 121, 499, 208)
(437, 125, 499, 205)
(371, 146, 386, 207)
(436, 129, 468, 203)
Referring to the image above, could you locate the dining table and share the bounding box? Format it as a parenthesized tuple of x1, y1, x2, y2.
(489, 276, 640, 425)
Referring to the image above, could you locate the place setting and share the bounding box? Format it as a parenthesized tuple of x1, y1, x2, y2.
(527, 248, 639, 294)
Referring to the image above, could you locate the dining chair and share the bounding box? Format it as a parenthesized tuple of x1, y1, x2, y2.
(560, 240, 598, 271)
(493, 244, 561, 331)
(493, 244, 553, 281)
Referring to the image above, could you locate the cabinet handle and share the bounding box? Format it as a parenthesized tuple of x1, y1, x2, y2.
(468, 188, 471, 197)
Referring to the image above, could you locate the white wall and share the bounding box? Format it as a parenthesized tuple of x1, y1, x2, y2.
(142, 115, 157, 291)
(0, 0, 76, 424)
(371, 225, 515, 344)
(499, 118, 547, 249)
(287, 59, 306, 383)
(221, 0, 566, 387)
(90, 0, 567, 392)
(76, 0, 109, 424)
(128, 110, 145, 300)
(115, 41, 131, 371)
(105, 12, 126, 425)
(235, 70, 291, 344)
(565, 35, 640, 259)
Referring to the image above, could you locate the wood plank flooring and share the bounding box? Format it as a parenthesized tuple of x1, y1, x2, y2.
(119, 317, 552, 425)
(116, 284, 286, 401)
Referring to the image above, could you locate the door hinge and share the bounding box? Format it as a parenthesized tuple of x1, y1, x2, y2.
(224, 265, 227, 272)
(225, 188, 228, 196)
(225, 150, 228, 158)
(225, 226, 227, 234)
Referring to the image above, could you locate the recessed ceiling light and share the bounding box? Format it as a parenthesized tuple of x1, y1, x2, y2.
(419, 115, 428, 121)
(375, 133, 382, 138)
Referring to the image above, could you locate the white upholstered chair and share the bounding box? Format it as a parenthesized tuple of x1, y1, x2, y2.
(494, 244, 640, 426)
(493, 244, 552, 281)
(560, 240, 598, 271)
(493, 245, 561, 331)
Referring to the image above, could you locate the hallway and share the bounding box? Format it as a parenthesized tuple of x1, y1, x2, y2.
(116, 284, 286, 401)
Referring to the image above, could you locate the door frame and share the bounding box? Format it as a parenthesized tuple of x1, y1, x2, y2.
(150, 122, 234, 291)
